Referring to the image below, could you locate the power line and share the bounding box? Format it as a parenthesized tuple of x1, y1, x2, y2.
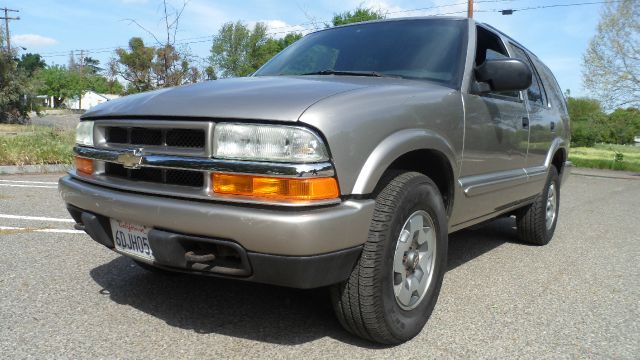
(38, 0, 616, 59)
(484, 0, 624, 14)
(38, 0, 520, 57)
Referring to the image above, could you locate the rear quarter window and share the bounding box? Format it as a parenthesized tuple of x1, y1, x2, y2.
(531, 57, 568, 114)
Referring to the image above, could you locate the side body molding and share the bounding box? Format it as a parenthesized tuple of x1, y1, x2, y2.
(351, 129, 459, 195)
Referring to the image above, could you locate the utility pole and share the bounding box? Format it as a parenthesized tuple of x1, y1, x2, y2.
(79, 49, 84, 110)
(468, 0, 474, 18)
(1, 7, 19, 53)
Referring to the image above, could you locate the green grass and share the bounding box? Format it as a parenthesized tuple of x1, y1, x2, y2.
(570, 144, 640, 172)
(0, 124, 75, 166)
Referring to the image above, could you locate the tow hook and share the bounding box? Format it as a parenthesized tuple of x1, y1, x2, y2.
(185, 251, 216, 263)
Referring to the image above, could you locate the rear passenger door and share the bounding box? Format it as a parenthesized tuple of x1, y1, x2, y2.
(507, 44, 553, 170)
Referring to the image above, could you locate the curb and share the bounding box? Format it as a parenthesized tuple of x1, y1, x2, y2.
(572, 167, 640, 180)
(0, 164, 71, 175)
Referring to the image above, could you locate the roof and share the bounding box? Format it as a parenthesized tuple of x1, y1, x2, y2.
(309, 16, 470, 35)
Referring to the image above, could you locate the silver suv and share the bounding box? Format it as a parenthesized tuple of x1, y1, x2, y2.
(60, 17, 571, 344)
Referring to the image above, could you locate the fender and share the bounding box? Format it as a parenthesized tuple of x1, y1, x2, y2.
(524, 137, 569, 187)
(351, 129, 459, 194)
(544, 137, 568, 170)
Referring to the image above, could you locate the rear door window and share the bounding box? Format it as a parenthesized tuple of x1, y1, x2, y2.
(508, 44, 547, 107)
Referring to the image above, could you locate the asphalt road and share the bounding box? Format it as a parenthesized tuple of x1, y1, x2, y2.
(0, 170, 638, 358)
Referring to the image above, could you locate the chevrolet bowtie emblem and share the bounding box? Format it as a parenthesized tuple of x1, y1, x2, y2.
(117, 148, 144, 169)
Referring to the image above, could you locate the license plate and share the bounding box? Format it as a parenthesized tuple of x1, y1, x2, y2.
(110, 219, 154, 261)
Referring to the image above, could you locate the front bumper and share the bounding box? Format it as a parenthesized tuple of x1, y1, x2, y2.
(59, 176, 374, 288)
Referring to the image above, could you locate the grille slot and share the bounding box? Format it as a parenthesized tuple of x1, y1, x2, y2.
(131, 127, 162, 145)
(107, 127, 128, 144)
(166, 169, 203, 187)
(166, 129, 205, 148)
(105, 163, 204, 188)
(104, 126, 205, 149)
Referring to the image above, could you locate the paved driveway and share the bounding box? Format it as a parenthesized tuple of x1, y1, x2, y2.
(0, 170, 638, 358)
(30, 113, 81, 129)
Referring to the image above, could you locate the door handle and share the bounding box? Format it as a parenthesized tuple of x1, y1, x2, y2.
(550, 121, 555, 131)
(522, 117, 529, 129)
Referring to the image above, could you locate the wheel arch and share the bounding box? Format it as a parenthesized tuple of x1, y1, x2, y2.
(351, 129, 458, 215)
(545, 137, 569, 179)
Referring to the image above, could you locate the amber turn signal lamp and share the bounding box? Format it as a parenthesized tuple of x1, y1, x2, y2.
(75, 156, 93, 175)
(212, 173, 339, 201)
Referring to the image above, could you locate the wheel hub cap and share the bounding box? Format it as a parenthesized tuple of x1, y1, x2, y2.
(392, 210, 437, 310)
(405, 250, 420, 271)
(546, 183, 557, 230)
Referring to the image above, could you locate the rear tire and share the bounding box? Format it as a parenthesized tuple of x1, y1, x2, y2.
(331, 172, 448, 344)
(516, 166, 560, 245)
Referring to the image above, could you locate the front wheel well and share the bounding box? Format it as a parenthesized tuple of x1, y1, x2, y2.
(376, 149, 455, 216)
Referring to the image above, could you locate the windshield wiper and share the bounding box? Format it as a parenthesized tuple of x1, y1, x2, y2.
(301, 70, 386, 77)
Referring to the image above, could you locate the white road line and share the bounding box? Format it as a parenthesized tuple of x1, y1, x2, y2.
(0, 226, 84, 234)
(0, 214, 75, 223)
(0, 184, 57, 189)
(0, 179, 58, 185)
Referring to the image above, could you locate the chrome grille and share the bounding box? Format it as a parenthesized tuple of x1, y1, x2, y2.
(92, 120, 213, 190)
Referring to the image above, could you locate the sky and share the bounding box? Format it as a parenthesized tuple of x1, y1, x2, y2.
(3, 0, 606, 97)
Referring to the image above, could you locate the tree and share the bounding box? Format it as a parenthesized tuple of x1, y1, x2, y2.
(583, 0, 640, 109)
(36, 65, 83, 107)
(607, 108, 640, 144)
(567, 97, 605, 122)
(82, 56, 103, 75)
(85, 75, 124, 95)
(330, 7, 386, 27)
(211, 21, 266, 78)
(16, 53, 46, 76)
(566, 96, 640, 146)
(153, 44, 190, 87)
(210, 21, 302, 78)
(204, 65, 217, 80)
(567, 97, 608, 147)
(0, 30, 31, 123)
(112, 37, 155, 93)
(261, 32, 303, 57)
(113, 0, 200, 92)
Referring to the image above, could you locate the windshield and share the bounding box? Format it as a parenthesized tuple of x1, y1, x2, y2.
(255, 19, 467, 87)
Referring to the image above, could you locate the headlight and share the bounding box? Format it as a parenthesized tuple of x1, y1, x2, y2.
(213, 123, 329, 162)
(75, 121, 94, 146)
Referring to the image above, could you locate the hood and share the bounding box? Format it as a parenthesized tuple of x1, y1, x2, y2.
(82, 76, 381, 122)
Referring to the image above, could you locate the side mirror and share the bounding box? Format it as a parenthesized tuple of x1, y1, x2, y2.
(474, 58, 532, 93)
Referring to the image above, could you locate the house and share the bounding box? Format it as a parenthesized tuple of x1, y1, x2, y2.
(65, 91, 120, 110)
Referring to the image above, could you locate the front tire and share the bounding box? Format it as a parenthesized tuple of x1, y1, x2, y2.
(331, 172, 448, 344)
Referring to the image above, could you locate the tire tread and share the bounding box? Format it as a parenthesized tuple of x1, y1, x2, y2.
(332, 171, 429, 344)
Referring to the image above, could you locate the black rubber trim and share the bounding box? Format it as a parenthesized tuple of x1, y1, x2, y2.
(247, 246, 362, 289)
(66, 205, 363, 289)
(148, 229, 251, 277)
(80, 212, 114, 249)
